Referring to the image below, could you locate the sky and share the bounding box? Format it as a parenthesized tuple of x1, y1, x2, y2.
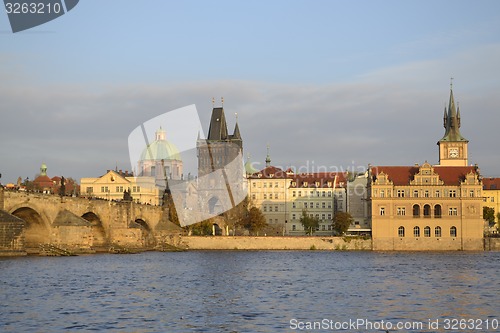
(1, 0, 500, 183)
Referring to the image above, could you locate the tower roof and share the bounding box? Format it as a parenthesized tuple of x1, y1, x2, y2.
(207, 107, 228, 141)
(140, 128, 181, 161)
(439, 89, 468, 143)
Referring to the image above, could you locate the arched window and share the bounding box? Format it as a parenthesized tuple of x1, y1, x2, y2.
(450, 226, 457, 237)
(398, 226, 405, 237)
(413, 204, 420, 218)
(434, 204, 442, 218)
(424, 226, 431, 237)
(423, 204, 431, 218)
(413, 226, 420, 237)
(435, 226, 442, 238)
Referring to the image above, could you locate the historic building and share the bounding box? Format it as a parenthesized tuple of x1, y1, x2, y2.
(196, 104, 244, 216)
(80, 169, 160, 205)
(482, 177, 500, 230)
(347, 172, 371, 234)
(247, 152, 348, 236)
(137, 127, 183, 187)
(369, 87, 483, 250)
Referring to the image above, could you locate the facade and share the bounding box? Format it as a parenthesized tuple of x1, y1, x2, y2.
(80, 170, 160, 205)
(247, 160, 348, 236)
(369, 88, 483, 250)
(196, 106, 243, 215)
(347, 172, 371, 233)
(482, 177, 500, 230)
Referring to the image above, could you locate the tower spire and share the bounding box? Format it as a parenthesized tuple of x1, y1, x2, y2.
(265, 144, 271, 167)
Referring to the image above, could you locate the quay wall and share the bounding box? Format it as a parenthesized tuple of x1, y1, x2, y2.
(179, 236, 372, 251)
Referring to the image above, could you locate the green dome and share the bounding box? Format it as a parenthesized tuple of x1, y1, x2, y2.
(140, 128, 182, 161)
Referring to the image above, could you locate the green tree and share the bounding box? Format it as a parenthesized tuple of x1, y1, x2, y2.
(189, 219, 214, 236)
(240, 206, 267, 235)
(300, 209, 319, 235)
(483, 206, 495, 227)
(332, 212, 354, 235)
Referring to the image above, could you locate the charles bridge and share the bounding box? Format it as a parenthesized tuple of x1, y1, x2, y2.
(0, 188, 182, 255)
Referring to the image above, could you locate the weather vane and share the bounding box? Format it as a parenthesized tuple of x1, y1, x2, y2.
(450, 77, 454, 89)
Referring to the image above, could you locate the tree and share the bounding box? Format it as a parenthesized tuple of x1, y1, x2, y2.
(58, 176, 66, 197)
(332, 212, 354, 235)
(240, 207, 267, 235)
(300, 209, 319, 235)
(189, 219, 214, 236)
(483, 207, 495, 227)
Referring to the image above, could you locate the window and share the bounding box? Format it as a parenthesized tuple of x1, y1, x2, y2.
(450, 226, 457, 237)
(263, 194, 267, 200)
(322, 225, 326, 231)
(413, 190, 419, 198)
(252, 182, 256, 188)
(292, 225, 296, 231)
(380, 207, 385, 216)
(435, 190, 441, 198)
(315, 202, 320, 208)
(413, 204, 420, 218)
(101, 186, 109, 193)
(116, 186, 124, 193)
(449, 190, 456, 198)
(275, 193, 278, 199)
(434, 205, 442, 218)
(469, 190, 474, 198)
(491, 197, 495, 203)
(292, 214, 296, 220)
(327, 191, 332, 197)
(321, 214, 326, 220)
(269, 219, 273, 224)
(413, 226, 420, 238)
(423, 204, 431, 218)
(275, 182, 278, 188)
(274, 206, 278, 212)
(448, 207, 458, 216)
(435, 226, 442, 238)
(327, 213, 332, 220)
(380, 190, 385, 198)
(327, 203, 332, 208)
(303, 202, 307, 208)
(397, 207, 406, 216)
(292, 202, 296, 209)
(424, 226, 431, 237)
(298, 191, 302, 197)
(251, 194, 256, 200)
(293, 191, 296, 197)
(424, 190, 430, 198)
(398, 226, 405, 237)
(263, 206, 267, 212)
(322, 202, 326, 209)
(309, 202, 314, 208)
(322, 191, 326, 197)
(134, 186, 140, 193)
(263, 182, 267, 188)
(397, 190, 405, 197)
(86, 187, 93, 194)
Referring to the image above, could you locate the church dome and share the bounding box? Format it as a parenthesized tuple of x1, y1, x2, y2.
(139, 128, 182, 161)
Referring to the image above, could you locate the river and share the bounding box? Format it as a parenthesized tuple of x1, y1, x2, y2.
(1, 251, 499, 332)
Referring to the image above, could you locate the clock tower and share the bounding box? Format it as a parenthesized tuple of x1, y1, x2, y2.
(437, 87, 469, 166)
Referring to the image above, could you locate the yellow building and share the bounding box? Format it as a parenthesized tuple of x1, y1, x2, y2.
(370, 87, 484, 250)
(482, 178, 500, 231)
(80, 170, 160, 205)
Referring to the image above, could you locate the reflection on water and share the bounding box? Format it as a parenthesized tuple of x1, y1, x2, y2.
(0, 251, 498, 332)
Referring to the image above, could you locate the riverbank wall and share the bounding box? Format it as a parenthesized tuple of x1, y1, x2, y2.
(179, 236, 372, 251)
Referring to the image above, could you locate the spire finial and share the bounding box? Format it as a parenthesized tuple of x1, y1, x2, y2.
(212, 97, 215, 107)
(235, 112, 238, 123)
(221, 97, 224, 107)
(265, 144, 271, 167)
(450, 77, 454, 90)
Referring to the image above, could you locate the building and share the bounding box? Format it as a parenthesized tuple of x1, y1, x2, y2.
(482, 177, 500, 230)
(196, 104, 244, 216)
(32, 163, 78, 195)
(247, 152, 348, 236)
(80, 169, 160, 205)
(347, 172, 371, 234)
(369, 87, 483, 250)
(137, 127, 183, 187)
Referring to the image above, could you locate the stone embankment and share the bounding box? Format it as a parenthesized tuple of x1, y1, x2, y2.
(179, 236, 372, 251)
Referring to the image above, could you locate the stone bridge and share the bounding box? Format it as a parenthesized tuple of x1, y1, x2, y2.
(2, 190, 181, 253)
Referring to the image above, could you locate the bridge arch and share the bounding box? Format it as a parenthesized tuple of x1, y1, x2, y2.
(133, 218, 155, 248)
(81, 212, 108, 248)
(10, 206, 51, 248)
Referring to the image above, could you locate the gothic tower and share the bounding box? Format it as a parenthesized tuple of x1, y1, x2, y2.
(437, 87, 469, 166)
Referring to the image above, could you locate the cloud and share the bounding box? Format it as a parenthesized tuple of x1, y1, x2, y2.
(1, 44, 500, 183)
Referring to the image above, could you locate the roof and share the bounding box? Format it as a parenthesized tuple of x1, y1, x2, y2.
(290, 172, 348, 188)
(439, 89, 468, 143)
(140, 139, 182, 161)
(249, 166, 288, 179)
(371, 165, 477, 186)
(207, 107, 228, 141)
(483, 178, 500, 190)
(53, 210, 91, 227)
(0, 210, 25, 224)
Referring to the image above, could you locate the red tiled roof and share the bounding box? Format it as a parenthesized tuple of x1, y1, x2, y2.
(290, 172, 348, 188)
(483, 178, 500, 190)
(371, 165, 477, 186)
(249, 166, 288, 179)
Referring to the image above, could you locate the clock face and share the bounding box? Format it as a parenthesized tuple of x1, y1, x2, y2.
(449, 148, 459, 158)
